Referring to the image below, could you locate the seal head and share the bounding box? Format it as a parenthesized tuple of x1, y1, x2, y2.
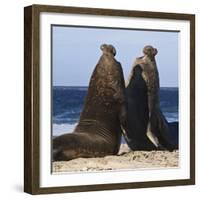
(143, 45, 158, 59)
(100, 44, 116, 56)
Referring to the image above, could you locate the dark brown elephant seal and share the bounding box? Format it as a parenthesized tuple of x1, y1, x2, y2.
(124, 45, 176, 151)
(53, 44, 127, 161)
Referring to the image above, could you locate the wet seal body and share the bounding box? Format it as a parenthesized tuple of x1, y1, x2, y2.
(53, 44, 127, 161)
(125, 46, 177, 151)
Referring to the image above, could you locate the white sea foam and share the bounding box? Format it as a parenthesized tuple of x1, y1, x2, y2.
(166, 118, 178, 123)
(165, 113, 178, 123)
(53, 123, 77, 136)
(53, 116, 178, 137)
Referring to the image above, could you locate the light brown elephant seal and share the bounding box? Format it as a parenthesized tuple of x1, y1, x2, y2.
(124, 45, 176, 151)
(53, 44, 127, 161)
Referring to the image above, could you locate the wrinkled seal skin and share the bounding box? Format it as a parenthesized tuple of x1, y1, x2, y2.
(53, 44, 127, 161)
(124, 45, 177, 151)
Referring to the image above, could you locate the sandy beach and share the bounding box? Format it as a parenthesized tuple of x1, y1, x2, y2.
(53, 144, 179, 173)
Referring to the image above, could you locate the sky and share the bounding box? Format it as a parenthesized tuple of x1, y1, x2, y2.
(52, 26, 179, 87)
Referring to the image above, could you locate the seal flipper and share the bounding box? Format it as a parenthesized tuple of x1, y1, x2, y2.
(168, 122, 179, 149)
(149, 110, 177, 151)
(53, 133, 97, 161)
(53, 133, 82, 161)
(146, 122, 162, 148)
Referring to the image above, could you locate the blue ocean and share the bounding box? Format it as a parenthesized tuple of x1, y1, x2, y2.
(53, 86, 178, 136)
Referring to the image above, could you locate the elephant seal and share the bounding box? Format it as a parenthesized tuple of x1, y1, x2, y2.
(53, 44, 127, 161)
(124, 45, 177, 151)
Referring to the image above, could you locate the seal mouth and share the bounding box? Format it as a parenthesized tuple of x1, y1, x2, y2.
(138, 56, 144, 59)
(153, 48, 158, 56)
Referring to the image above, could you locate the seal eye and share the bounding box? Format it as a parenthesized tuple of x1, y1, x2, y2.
(100, 44, 107, 51)
(107, 44, 116, 56)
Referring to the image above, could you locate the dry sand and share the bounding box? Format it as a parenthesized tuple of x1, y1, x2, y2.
(53, 144, 179, 173)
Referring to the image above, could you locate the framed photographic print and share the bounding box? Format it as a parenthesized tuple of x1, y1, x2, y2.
(24, 4, 195, 194)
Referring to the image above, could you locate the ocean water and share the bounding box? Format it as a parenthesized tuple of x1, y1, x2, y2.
(53, 86, 178, 136)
